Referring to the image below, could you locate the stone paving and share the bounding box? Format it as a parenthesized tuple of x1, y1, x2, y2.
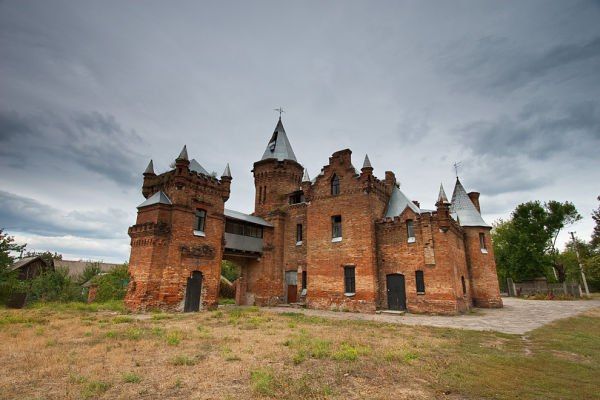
(266, 297, 600, 335)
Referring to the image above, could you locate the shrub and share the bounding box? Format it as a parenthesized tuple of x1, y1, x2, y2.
(29, 267, 82, 302)
(93, 264, 129, 302)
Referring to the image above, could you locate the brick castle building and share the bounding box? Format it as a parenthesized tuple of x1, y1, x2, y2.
(124, 117, 502, 314)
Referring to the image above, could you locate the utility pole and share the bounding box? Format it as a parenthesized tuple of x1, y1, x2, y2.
(569, 231, 590, 297)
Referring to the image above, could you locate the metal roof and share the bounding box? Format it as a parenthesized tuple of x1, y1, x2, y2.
(222, 163, 231, 178)
(438, 183, 449, 203)
(302, 168, 310, 182)
(144, 160, 154, 174)
(261, 118, 298, 162)
(362, 154, 372, 169)
(189, 159, 209, 175)
(384, 185, 421, 217)
(449, 178, 490, 227)
(137, 191, 172, 208)
(224, 209, 273, 227)
(177, 145, 189, 161)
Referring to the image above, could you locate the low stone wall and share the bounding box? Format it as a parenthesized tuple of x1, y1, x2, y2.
(507, 277, 582, 298)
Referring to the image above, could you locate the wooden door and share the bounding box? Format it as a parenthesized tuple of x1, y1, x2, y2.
(184, 271, 202, 312)
(386, 274, 406, 311)
(287, 284, 298, 303)
(285, 271, 298, 303)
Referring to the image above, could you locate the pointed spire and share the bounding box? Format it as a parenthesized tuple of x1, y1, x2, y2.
(177, 145, 188, 161)
(144, 159, 155, 175)
(449, 177, 490, 227)
(261, 118, 297, 162)
(222, 163, 232, 178)
(302, 168, 310, 183)
(362, 154, 373, 169)
(437, 183, 449, 203)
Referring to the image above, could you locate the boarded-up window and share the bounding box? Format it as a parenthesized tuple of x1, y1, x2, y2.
(415, 270, 425, 294)
(344, 266, 355, 294)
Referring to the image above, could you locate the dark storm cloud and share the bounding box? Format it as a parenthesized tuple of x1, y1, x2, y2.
(0, 109, 144, 185)
(442, 35, 600, 93)
(460, 100, 600, 160)
(0, 190, 127, 239)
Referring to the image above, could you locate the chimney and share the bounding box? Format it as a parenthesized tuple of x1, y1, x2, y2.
(384, 171, 396, 186)
(468, 192, 481, 213)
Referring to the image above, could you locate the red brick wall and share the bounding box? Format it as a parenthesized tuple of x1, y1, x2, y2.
(125, 161, 230, 311)
(464, 227, 503, 308)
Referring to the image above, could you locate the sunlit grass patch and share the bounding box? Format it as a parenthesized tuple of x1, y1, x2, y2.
(81, 380, 110, 399)
(122, 372, 141, 383)
(171, 355, 196, 366)
(250, 368, 274, 396)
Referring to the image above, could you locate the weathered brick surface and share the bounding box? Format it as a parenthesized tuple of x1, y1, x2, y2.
(125, 139, 502, 315)
(125, 158, 230, 312)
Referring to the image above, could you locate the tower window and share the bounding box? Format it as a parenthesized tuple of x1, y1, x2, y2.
(296, 224, 303, 243)
(331, 174, 340, 196)
(479, 233, 487, 253)
(407, 219, 415, 243)
(415, 270, 425, 294)
(258, 186, 263, 204)
(195, 209, 206, 233)
(332, 215, 342, 240)
(461, 275, 467, 295)
(302, 270, 307, 290)
(344, 266, 355, 294)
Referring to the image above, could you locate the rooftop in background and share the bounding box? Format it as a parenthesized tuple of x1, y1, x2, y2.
(54, 260, 121, 277)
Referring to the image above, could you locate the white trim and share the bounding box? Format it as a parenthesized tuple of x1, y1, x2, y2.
(193, 230, 206, 237)
(407, 237, 416, 243)
(331, 237, 342, 243)
(296, 241, 303, 246)
(480, 248, 488, 254)
(344, 292, 355, 297)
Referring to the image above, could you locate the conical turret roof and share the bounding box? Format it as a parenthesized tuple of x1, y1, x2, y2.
(385, 185, 421, 217)
(449, 178, 490, 227)
(144, 160, 155, 175)
(261, 118, 297, 162)
(437, 183, 449, 203)
(177, 145, 189, 161)
(222, 163, 231, 178)
(302, 168, 310, 182)
(362, 154, 372, 169)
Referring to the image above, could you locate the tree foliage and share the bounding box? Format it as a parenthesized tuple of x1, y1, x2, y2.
(221, 260, 241, 282)
(0, 229, 27, 303)
(29, 267, 82, 302)
(93, 263, 129, 302)
(492, 201, 581, 282)
(592, 195, 600, 250)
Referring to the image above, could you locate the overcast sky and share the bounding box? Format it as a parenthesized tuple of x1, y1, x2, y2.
(1, 1, 599, 263)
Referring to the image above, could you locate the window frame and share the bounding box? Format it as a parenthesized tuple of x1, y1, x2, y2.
(406, 219, 415, 243)
(331, 174, 340, 196)
(479, 232, 488, 253)
(296, 223, 303, 244)
(415, 270, 425, 294)
(344, 266, 355, 295)
(194, 209, 207, 236)
(331, 215, 342, 241)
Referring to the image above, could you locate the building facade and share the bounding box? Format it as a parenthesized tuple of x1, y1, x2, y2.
(124, 118, 503, 314)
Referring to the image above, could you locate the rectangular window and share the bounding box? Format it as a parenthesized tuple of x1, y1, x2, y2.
(461, 275, 467, 295)
(195, 209, 206, 232)
(407, 219, 415, 242)
(479, 233, 487, 252)
(415, 270, 425, 294)
(332, 215, 342, 239)
(302, 270, 307, 290)
(344, 266, 355, 294)
(296, 224, 303, 243)
(289, 192, 305, 204)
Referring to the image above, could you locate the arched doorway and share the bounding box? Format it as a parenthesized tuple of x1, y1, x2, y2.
(386, 273, 406, 311)
(184, 271, 203, 312)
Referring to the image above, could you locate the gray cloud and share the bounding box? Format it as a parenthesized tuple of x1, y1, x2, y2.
(460, 100, 600, 161)
(0, 190, 128, 239)
(0, 109, 144, 185)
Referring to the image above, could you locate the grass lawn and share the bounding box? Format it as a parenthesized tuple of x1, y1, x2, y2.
(0, 303, 598, 399)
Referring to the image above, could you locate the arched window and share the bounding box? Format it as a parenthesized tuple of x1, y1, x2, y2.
(331, 174, 340, 195)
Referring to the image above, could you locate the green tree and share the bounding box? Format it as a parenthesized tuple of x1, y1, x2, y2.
(492, 201, 581, 282)
(0, 229, 27, 303)
(592, 195, 600, 250)
(25, 250, 62, 266)
(77, 261, 102, 285)
(221, 260, 240, 282)
(29, 267, 82, 302)
(93, 263, 129, 302)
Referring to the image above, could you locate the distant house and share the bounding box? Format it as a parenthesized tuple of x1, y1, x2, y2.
(6, 256, 54, 308)
(54, 260, 120, 278)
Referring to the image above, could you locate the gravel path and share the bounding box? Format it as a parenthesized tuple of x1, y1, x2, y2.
(266, 297, 600, 334)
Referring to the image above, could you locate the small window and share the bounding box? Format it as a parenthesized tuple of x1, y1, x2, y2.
(461, 275, 467, 295)
(332, 215, 342, 239)
(262, 186, 267, 203)
(302, 270, 307, 290)
(289, 192, 305, 204)
(415, 270, 425, 294)
(344, 266, 355, 294)
(479, 233, 487, 252)
(258, 187, 263, 204)
(331, 174, 340, 196)
(296, 224, 303, 243)
(195, 209, 207, 232)
(407, 219, 415, 242)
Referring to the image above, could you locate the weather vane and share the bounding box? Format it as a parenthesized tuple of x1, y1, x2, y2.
(453, 161, 462, 178)
(274, 107, 285, 118)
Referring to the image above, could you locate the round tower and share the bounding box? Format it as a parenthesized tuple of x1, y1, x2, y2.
(253, 117, 303, 216)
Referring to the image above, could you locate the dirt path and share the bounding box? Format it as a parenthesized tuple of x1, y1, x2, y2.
(266, 297, 600, 334)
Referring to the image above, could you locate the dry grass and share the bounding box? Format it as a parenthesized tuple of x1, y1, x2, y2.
(0, 303, 598, 399)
